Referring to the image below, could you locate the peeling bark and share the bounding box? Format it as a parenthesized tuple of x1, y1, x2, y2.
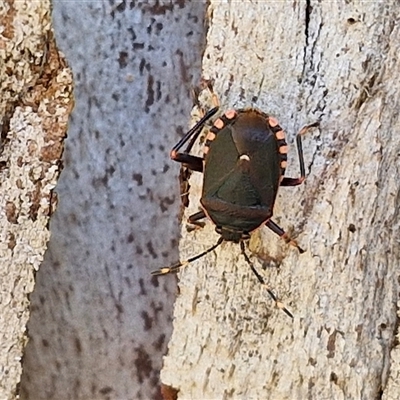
(161, 2, 400, 399)
(0, 1, 73, 399)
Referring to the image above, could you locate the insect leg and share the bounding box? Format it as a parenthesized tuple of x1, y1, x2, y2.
(188, 210, 206, 223)
(170, 107, 219, 172)
(151, 237, 223, 276)
(280, 122, 319, 187)
(240, 242, 293, 319)
(265, 219, 305, 253)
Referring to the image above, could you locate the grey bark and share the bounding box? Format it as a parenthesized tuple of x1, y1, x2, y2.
(0, 1, 73, 399)
(20, 1, 206, 400)
(161, 2, 400, 400)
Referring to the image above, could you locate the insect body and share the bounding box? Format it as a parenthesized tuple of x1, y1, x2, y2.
(152, 107, 318, 317)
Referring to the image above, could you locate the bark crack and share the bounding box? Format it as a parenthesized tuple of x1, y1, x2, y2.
(302, 0, 312, 80)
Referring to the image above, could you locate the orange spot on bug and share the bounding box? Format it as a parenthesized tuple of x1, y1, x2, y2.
(203, 146, 209, 156)
(281, 161, 288, 169)
(279, 145, 288, 154)
(170, 149, 177, 159)
(225, 110, 237, 119)
(269, 116, 279, 127)
(206, 131, 216, 142)
(214, 118, 224, 129)
(275, 130, 285, 140)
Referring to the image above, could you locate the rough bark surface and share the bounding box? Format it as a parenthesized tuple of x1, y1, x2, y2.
(161, 2, 400, 399)
(0, 1, 73, 399)
(20, 1, 206, 400)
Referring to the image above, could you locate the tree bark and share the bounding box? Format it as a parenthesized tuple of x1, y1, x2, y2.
(20, 1, 206, 400)
(161, 2, 400, 399)
(0, 1, 73, 399)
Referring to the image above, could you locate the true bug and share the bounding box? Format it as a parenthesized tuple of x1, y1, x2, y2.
(152, 107, 318, 317)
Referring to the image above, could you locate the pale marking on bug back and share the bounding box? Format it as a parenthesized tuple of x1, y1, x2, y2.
(279, 145, 288, 154)
(214, 118, 224, 129)
(275, 130, 285, 140)
(268, 116, 279, 127)
(225, 110, 237, 119)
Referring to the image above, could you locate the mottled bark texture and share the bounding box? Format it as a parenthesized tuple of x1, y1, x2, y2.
(0, 1, 73, 399)
(20, 1, 206, 400)
(161, 2, 400, 400)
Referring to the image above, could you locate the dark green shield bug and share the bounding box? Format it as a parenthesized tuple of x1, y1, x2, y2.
(152, 107, 318, 318)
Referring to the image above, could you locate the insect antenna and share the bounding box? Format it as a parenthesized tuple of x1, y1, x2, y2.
(151, 237, 224, 276)
(240, 241, 293, 319)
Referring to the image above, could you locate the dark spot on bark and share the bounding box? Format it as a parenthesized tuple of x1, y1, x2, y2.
(128, 27, 136, 41)
(145, 74, 155, 112)
(347, 17, 356, 24)
(106, 165, 115, 176)
(53, 260, 61, 270)
(133, 42, 145, 50)
(139, 58, 150, 75)
(348, 224, 356, 232)
(136, 245, 143, 255)
(115, 302, 124, 315)
(42, 339, 49, 347)
(141, 311, 153, 331)
(153, 334, 166, 351)
(156, 80, 161, 101)
(99, 386, 113, 395)
(8, 232, 16, 250)
(118, 51, 129, 68)
(112, 92, 120, 101)
(124, 276, 132, 288)
(155, 22, 163, 34)
(127, 233, 135, 243)
(146, 241, 157, 258)
(139, 278, 147, 295)
(144, 1, 174, 15)
(151, 301, 163, 314)
(327, 330, 337, 358)
(330, 372, 338, 384)
(134, 345, 153, 384)
(151, 275, 159, 287)
(147, 20, 153, 34)
(28, 184, 41, 221)
(75, 337, 82, 354)
(133, 173, 143, 186)
(39, 295, 45, 305)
